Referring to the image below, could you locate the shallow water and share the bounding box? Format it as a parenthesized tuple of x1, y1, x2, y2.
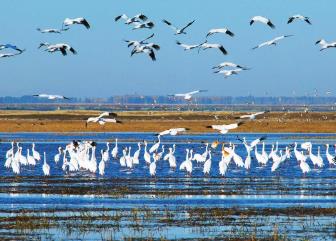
(0, 132, 335, 240)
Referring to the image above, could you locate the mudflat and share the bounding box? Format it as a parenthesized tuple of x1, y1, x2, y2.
(0, 110, 335, 133)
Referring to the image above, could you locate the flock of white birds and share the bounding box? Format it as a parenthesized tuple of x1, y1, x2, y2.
(2, 12, 333, 99)
(3, 134, 336, 177)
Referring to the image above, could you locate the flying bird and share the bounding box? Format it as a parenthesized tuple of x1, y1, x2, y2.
(250, 16, 275, 29)
(288, 15, 311, 25)
(33, 94, 70, 100)
(168, 90, 207, 101)
(213, 69, 243, 78)
(0, 52, 23, 58)
(207, 122, 243, 134)
(315, 39, 336, 51)
(252, 35, 293, 49)
(37, 28, 69, 33)
(157, 128, 189, 136)
(176, 40, 205, 51)
(86, 112, 121, 127)
(115, 13, 148, 24)
(131, 45, 157, 61)
(0, 44, 25, 53)
(124, 33, 154, 48)
(206, 28, 234, 38)
(63, 17, 90, 29)
(237, 111, 269, 120)
(131, 21, 155, 30)
(212, 62, 249, 70)
(162, 19, 195, 35)
(200, 42, 228, 55)
(39, 43, 77, 56)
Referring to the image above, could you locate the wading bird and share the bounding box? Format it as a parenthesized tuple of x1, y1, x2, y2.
(168, 90, 207, 101)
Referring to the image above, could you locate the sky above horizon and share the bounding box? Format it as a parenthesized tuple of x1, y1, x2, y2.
(0, 0, 335, 98)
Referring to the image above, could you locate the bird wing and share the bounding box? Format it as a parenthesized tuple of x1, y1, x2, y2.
(252, 41, 270, 49)
(80, 18, 90, 29)
(287, 17, 295, 24)
(159, 129, 170, 136)
(101, 118, 118, 123)
(98, 112, 110, 118)
(223, 123, 239, 130)
(180, 20, 195, 32)
(239, 114, 252, 119)
(162, 19, 178, 31)
(148, 49, 156, 61)
(218, 45, 228, 55)
(140, 33, 154, 43)
(208, 125, 224, 131)
(174, 128, 188, 132)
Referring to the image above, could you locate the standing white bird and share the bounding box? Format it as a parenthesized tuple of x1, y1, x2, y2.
(99, 151, 105, 176)
(42, 152, 50, 176)
(203, 150, 212, 176)
(133, 142, 141, 164)
(169, 90, 207, 101)
(326, 144, 336, 166)
(33, 94, 70, 100)
(143, 141, 152, 165)
(250, 16, 275, 29)
(206, 28, 234, 38)
(287, 15, 311, 25)
(119, 148, 127, 167)
(32, 143, 41, 161)
(63, 17, 90, 29)
(54, 147, 62, 163)
(299, 156, 311, 175)
(149, 135, 161, 153)
(27, 149, 36, 166)
(315, 39, 336, 51)
(206, 122, 243, 134)
(111, 139, 118, 159)
(162, 19, 195, 35)
(252, 35, 293, 50)
(149, 160, 156, 177)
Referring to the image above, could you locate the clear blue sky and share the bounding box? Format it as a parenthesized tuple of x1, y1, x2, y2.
(0, 0, 335, 97)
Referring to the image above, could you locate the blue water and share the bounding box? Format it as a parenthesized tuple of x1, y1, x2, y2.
(0, 132, 335, 240)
